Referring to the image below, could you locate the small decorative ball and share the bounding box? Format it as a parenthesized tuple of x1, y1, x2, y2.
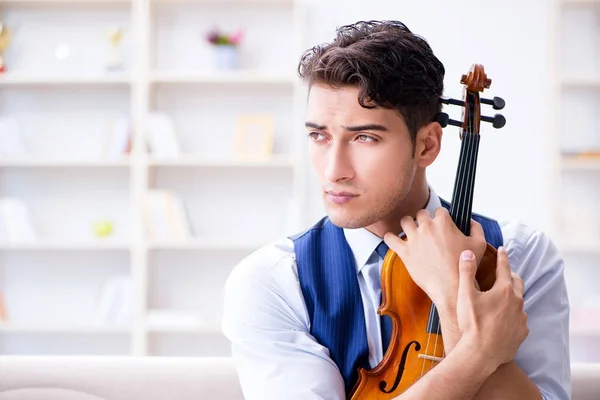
(94, 220, 113, 237)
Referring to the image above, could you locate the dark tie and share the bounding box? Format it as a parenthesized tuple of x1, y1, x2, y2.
(375, 241, 389, 260)
(375, 241, 393, 354)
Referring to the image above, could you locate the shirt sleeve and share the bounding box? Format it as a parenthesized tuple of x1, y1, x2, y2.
(503, 222, 571, 400)
(221, 243, 346, 400)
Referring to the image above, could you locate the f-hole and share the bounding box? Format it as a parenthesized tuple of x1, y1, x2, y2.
(378, 340, 422, 394)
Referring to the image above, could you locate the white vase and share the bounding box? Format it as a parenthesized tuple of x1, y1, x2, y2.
(213, 45, 238, 70)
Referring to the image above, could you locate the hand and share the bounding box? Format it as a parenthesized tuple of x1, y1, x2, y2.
(456, 246, 529, 369)
(383, 207, 487, 310)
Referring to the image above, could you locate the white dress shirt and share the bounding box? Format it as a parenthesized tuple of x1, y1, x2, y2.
(221, 187, 571, 400)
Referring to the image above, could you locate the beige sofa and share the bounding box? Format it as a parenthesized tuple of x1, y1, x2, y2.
(0, 356, 598, 399)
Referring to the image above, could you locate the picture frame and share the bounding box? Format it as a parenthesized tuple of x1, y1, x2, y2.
(234, 114, 274, 161)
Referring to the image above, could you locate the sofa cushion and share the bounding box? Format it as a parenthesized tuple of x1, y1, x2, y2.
(0, 356, 244, 400)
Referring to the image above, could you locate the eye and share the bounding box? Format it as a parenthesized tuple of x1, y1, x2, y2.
(356, 134, 377, 143)
(308, 132, 326, 142)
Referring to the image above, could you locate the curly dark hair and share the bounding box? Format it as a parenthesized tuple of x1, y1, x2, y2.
(297, 20, 445, 144)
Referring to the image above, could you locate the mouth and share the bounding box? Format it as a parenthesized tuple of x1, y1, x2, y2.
(326, 191, 359, 205)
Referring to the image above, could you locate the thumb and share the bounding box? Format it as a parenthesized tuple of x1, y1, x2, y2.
(383, 231, 406, 255)
(458, 250, 478, 300)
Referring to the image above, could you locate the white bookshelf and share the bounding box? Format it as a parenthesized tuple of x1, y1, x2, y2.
(149, 69, 296, 85)
(0, 323, 131, 334)
(146, 154, 295, 167)
(0, 0, 308, 356)
(552, 0, 600, 363)
(0, 158, 131, 167)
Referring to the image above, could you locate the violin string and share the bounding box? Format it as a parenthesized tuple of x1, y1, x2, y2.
(461, 120, 474, 235)
(446, 121, 473, 362)
(428, 137, 464, 372)
(427, 111, 474, 372)
(467, 115, 477, 233)
(432, 310, 441, 364)
(459, 105, 473, 234)
(423, 91, 485, 373)
(458, 97, 477, 236)
(432, 96, 478, 367)
(421, 304, 435, 376)
(466, 132, 480, 235)
(454, 123, 471, 232)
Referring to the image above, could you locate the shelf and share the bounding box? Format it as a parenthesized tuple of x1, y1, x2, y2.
(0, 0, 131, 3)
(561, 0, 600, 5)
(147, 237, 273, 251)
(561, 78, 600, 89)
(146, 324, 221, 334)
(571, 325, 600, 336)
(0, 323, 130, 334)
(560, 243, 600, 255)
(0, 0, 132, 9)
(150, 0, 293, 6)
(0, 74, 133, 87)
(0, 158, 131, 168)
(0, 241, 131, 251)
(149, 70, 297, 85)
(147, 155, 294, 168)
(561, 156, 600, 171)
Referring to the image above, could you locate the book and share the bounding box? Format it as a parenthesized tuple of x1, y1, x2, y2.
(0, 198, 37, 243)
(145, 113, 181, 158)
(142, 190, 194, 242)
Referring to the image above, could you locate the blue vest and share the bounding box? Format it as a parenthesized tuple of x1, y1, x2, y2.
(289, 197, 503, 395)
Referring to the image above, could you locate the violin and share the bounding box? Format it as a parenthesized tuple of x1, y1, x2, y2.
(349, 64, 506, 399)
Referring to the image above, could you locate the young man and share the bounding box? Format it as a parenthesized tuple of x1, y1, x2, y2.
(222, 20, 570, 399)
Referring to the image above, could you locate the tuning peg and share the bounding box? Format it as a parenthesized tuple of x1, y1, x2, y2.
(435, 112, 462, 128)
(480, 96, 505, 110)
(439, 96, 465, 107)
(436, 112, 449, 127)
(480, 114, 506, 129)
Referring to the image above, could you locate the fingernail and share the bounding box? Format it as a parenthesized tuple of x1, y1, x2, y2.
(461, 250, 474, 260)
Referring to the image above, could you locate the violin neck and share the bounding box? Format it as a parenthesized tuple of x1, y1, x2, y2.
(448, 131, 480, 236)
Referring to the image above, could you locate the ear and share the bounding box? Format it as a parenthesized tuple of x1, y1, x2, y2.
(414, 121, 442, 168)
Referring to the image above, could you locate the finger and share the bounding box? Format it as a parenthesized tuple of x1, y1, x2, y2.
(469, 219, 485, 240)
(400, 215, 417, 238)
(434, 206, 450, 220)
(384, 231, 406, 255)
(469, 219, 487, 261)
(494, 246, 512, 284)
(458, 249, 478, 301)
(415, 209, 431, 226)
(511, 271, 524, 297)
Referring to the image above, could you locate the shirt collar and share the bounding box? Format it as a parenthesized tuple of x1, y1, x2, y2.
(343, 186, 442, 275)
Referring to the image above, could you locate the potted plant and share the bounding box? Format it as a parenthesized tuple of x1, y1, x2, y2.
(205, 27, 244, 70)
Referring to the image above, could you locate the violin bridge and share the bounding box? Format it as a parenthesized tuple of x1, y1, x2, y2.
(417, 354, 444, 363)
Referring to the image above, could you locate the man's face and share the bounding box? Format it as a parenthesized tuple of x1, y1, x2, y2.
(306, 83, 417, 229)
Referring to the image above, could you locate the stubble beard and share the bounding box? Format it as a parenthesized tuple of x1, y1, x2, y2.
(325, 176, 414, 230)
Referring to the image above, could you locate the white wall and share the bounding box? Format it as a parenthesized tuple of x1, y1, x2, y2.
(301, 0, 555, 236)
(2, 0, 598, 362)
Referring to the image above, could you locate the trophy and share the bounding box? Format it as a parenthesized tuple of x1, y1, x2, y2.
(0, 23, 11, 73)
(106, 26, 123, 71)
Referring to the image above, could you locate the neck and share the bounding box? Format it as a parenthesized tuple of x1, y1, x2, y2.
(365, 169, 430, 238)
(448, 131, 480, 236)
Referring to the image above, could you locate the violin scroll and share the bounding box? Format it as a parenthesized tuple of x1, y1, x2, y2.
(435, 63, 506, 132)
(460, 64, 491, 92)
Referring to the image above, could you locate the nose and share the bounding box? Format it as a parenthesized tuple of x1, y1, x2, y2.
(323, 143, 355, 183)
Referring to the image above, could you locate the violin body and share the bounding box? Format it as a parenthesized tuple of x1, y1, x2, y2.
(349, 64, 506, 399)
(349, 244, 497, 399)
